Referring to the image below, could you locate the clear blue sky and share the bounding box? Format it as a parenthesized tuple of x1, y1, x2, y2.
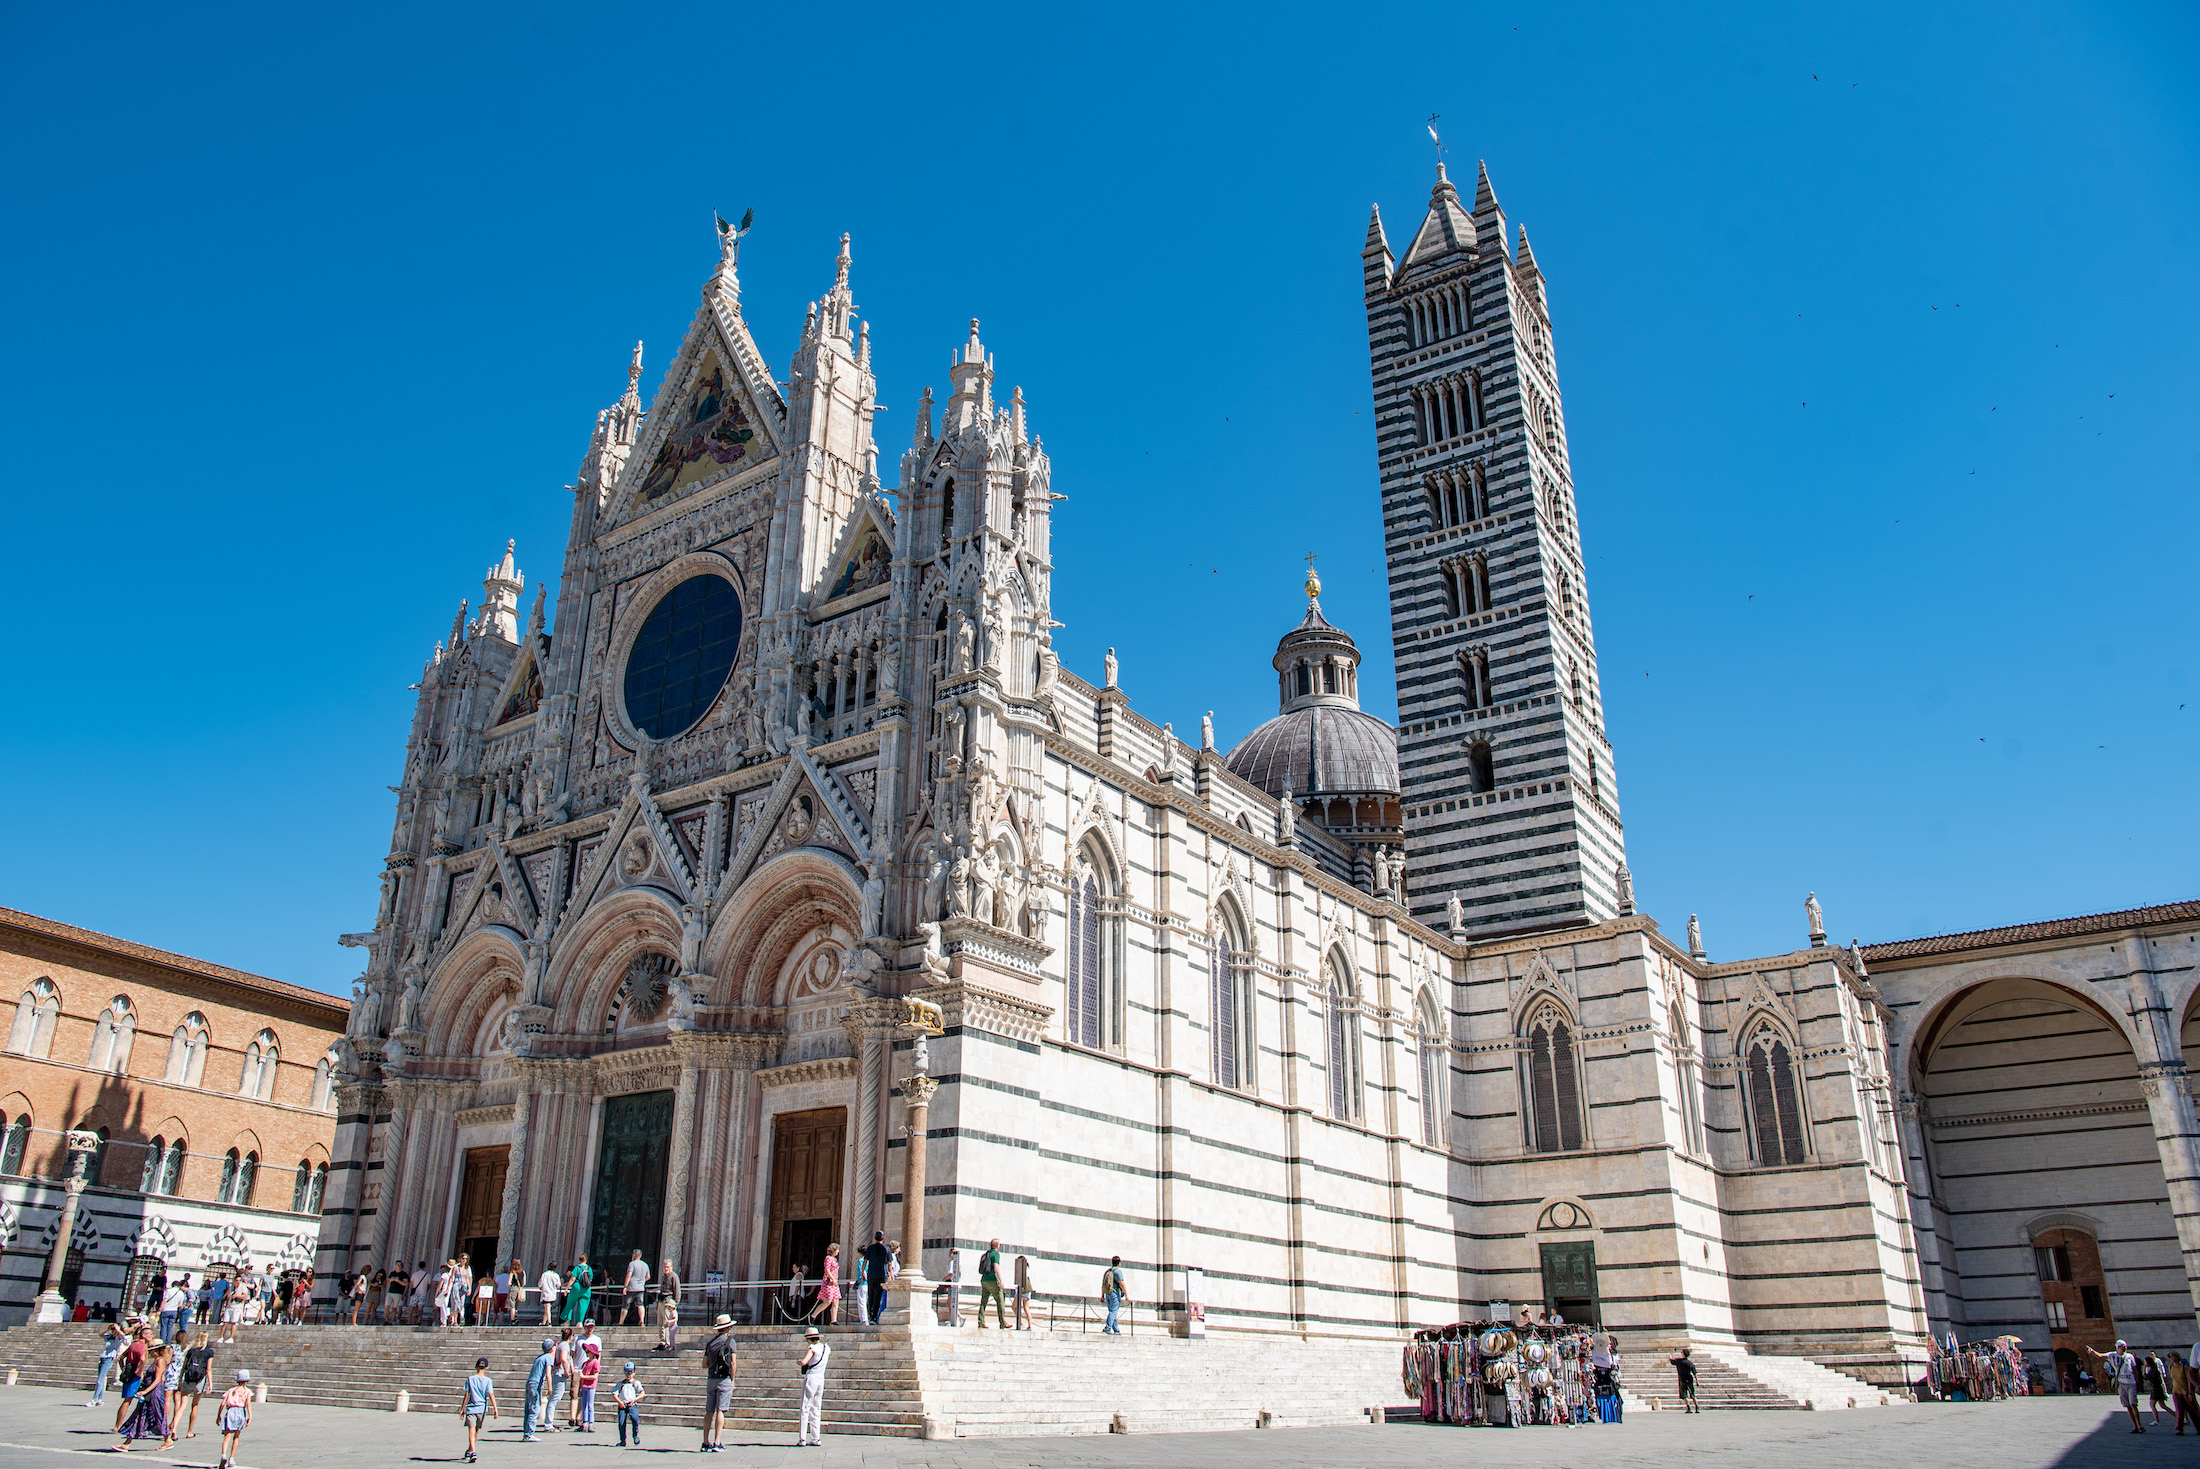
(2, 3, 2193, 994)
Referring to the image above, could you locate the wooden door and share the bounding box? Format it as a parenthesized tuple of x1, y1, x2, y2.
(454, 1146, 509, 1273)
(767, 1107, 845, 1280)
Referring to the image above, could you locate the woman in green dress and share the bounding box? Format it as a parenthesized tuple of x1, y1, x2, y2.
(561, 1256, 594, 1325)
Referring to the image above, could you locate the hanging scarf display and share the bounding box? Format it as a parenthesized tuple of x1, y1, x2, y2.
(1401, 1321, 1622, 1428)
(1921, 1334, 2028, 1401)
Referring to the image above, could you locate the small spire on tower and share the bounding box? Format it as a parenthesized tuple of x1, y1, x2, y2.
(834, 232, 851, 290)
(915, 385, 934, 446)
(1010, 385, 1026, 444)
(449, 599, 470, 649)
(1473, 159, 1500, 213)
(1304, 550, 1322, 604)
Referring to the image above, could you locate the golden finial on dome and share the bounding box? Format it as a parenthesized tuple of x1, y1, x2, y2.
(1303, 550, 1321, 601)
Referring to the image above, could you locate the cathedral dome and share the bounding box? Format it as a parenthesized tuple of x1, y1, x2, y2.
(1223, 570, 1399, 801)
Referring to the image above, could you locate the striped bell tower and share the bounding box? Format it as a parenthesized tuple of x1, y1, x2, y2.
(1364, 159, 1626, 937)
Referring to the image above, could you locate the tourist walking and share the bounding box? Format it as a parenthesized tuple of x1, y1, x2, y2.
(701, 1314, 737, 1452)
(2170, 1350, 2195, 1434)
(1013, 1254, 1034, 1330)
(614, 1362, 645, 1447)
(112, 1326, 151, 1431)
(538, 1262, 563, 1326)
(860, 1232, 893, 1326)
(177, 1331, 218, 1437)
(546, 1326, 575, 1429)
(622, 1250, 651, 1325)
(2147, 1353, 2172, 1426)
(850, 1247, 870, 1326)
(216, 1371, 253, 1469)
(524, 1337, 556, 1442)
(944, 1250, 962, 1327)
(1670, 1347, 1700, 1412)
(796, 1327, 830, 1447)
(87, 1319, 127, 1407)
(808, 1244, 842, 1326)
(1099, 1256, 1125, 1334)
(115, 1342, 174, 1451)
(562, 1255, 595, 1325)
(575, 1320, 605, 1430)
(501, 1258, 522, 1323)
(976, 1240, 1007, 1329)
(656, 1260, 681, 1351)
(459, 1355, 498, 1464)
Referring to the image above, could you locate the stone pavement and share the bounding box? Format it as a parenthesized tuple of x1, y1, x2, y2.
(0, 1384, 2181, 1468)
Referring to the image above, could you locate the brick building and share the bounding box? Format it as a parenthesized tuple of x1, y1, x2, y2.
(0, 906, 347, 1323)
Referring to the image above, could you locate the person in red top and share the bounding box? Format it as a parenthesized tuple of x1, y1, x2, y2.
(574, 1321, 604, 1430)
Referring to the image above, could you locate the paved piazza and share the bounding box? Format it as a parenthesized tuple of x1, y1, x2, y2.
(0, 1386, 2180, 1469)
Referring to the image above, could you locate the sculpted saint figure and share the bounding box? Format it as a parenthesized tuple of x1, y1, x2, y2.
(1805, 891, 1825, 938)
(947, 852, 971, 918)
(1447, 891, 1464, 933)
(1103, 647, 1118, 688)
(1687, 913, 1704, 956)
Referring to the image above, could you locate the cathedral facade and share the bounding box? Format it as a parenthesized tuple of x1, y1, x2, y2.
(319, 166, 2200, 1383)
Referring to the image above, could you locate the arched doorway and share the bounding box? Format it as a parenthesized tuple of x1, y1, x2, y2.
(1911, 978, 2173, 1357)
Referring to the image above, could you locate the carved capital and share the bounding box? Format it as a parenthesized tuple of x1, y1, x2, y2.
(902, 1074, 940, 1110)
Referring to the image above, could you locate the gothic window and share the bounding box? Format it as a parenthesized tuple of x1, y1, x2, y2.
(1295, 662, 1311, 698)
(939, 478, 956, 551)
(1325, 954, 1362, 1122)
(165, 1014, 211, 1087)
(87, 996, 136, 1075)
(1744, 1027, 1809, 1166)
(1471, 462, 1489, 518)
(239, 1030, 280, 1100)
(1416, 990, 1448, 1148)
(219, 1148, 257, 1206)
(1467, 739, 1495, 793)
(158, 1138, 187, 1196)
(1522, 1002, 1585, 1153)
(140, 1136, 165, 1193)
(1440, 564, 1461, 619)
(1460, 649, 1489, 711)
(0, 1112, 29, 1176)
(310, 1052, 338, 1111)
(292, 1159, 328, 1214)
(1588, 750, 1599, 804)
(1669, 1002, 1704, 1156)
(1467, 369, 1485, 430)
(1209, 912, 1250, 1090)
(1065, 846, 1117, 1049)
(7, 978, 59, 1058)
(1471, 553, 1490, 612)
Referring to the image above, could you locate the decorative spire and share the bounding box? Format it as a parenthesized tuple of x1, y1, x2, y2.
(626, 340, 644, 400)
(1363, 203, 1389, 255)
(526, 582, 547, 639)
(914, 385, 934, 447)
(480, 542, 524, 642)
(449, 599, 470, 649)
(834, 232, 851, 291)
(1430, 160, 1460, 205)
(1473, 159, 1500, 214)
(1009, 385, 1026, 444)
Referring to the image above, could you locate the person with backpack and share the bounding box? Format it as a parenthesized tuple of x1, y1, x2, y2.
(176, 1331, 218, 1438)
(1099, 1256, 1126, 1335)
(458, 1355, 498, 1464)
(976, 1240, 1007, 1329)
(216, 1370, 253, 1469)
(562, 1255, 595, 1325)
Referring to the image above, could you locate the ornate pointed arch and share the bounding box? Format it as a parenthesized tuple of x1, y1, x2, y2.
(424, 928, 529, 1058)
(703, 848, 864, 1011)
(542, 885, 687, 1033)
(1520, 995, 1586, 1153)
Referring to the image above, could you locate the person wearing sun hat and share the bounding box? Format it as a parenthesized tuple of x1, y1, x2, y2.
(700, 1314, 737, 1452)
(796, 1327, 830, 1447)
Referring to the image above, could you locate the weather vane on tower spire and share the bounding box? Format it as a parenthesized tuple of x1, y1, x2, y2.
(1426, 114, 1445, 166)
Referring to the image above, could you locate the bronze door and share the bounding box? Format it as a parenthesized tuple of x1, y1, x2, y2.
(767, 1107, 845, 1280)
(454, 1145, 509, 1277)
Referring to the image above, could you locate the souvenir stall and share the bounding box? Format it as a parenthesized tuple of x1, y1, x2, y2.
(1402, 1322, 1621, 1427)
(1922, 1335, 2030, 1401)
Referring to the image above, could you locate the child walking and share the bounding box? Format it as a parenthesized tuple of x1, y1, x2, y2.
(613, 1362, 645, 1447)
(460, 1356, 499, 1464)
(216, 1371, 253, 1469)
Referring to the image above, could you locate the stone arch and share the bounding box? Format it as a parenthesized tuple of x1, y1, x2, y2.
(544, 886, 688, 1033)
(1903, 972, 2133, 1090)
(704, 849, 864, 1010)
(425, 928, 528, 1055)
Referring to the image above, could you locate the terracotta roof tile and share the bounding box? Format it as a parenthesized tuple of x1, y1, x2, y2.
(0, 905, 350, 1017)
(1861, 899, 2200, 962)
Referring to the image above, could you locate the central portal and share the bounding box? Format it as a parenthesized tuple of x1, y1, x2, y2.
(768, 1107, 846, 1282)
(588, 1090, 674, 1278)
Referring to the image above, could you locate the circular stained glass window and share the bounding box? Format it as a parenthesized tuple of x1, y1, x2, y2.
(623, 574, 743, 740)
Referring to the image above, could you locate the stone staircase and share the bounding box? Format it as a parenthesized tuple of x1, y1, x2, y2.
(912, 1325, 1401, 1437)
(0, 1323, 925, 1437)
(1618, 1350, 1909, 1410)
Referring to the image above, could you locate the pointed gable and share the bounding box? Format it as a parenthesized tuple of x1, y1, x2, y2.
(494, 646, 544, 726)
(818, 504, 893, 607)
(629, 349, 762, 508)
(1395, 164, 1478, 281)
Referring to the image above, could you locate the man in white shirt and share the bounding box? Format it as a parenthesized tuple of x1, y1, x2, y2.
(538, 1266, 563, 1327)
(160, 1277, 191, 1344)
(2096, 1341, 2144, 1434)
(622, 1252, 651, 1326)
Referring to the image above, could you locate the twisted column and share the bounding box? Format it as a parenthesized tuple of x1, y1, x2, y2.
(659, 1041, 701, 1276)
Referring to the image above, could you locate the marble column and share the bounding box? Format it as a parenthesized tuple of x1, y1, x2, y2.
(2125, 937, 2200, 1324)
(367, 1084, 412, 1267)
(659, 1041, 701, 1276)
(899, 1074, 938, 1271)
(841, 999, 904, 1251)
(32, 1131, 100, 1323)
(493, 1075, 533, 1278)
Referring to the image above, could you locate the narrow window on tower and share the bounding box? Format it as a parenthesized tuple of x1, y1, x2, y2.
(1469, 369, 1486, 430)
(1472, 552, 1490, 612)
(1570, 659, 1583, 705)
(939, 478, 956, 551)
(1469, 739, 1495, 793)
(1588, 750, 1599, 803)
(1296, 662, 1311, 698)
(1440, 564, 1461, 619)
(1472, 462, 1489, 518)
(1427, 476, 1445, 528)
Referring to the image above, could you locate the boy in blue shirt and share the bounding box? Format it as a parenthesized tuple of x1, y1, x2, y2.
(460, 1356, 498, 1463)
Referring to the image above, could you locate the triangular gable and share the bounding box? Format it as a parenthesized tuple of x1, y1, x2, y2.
(493, 642, 546, 727)
(1395, 179, 1478, 280)
(816, 501, 895, 607)
(608, 300, 788, 526)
